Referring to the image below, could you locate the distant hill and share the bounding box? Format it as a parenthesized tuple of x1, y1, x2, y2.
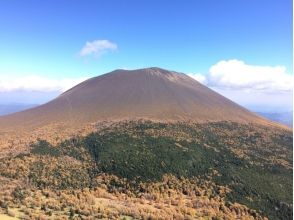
(0, 104, 37, 116)
(256, 111, 293, 128)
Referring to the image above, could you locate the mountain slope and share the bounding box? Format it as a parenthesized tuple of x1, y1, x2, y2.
(0, 67, 273, 131)
(0, 68, 292, 220)
(0, 121, 292, 219)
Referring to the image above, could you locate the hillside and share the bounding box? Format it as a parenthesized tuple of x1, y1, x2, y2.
(0, 121, 292, 219)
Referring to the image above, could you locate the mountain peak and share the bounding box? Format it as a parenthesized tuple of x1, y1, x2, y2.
(107, 67, 189, 85)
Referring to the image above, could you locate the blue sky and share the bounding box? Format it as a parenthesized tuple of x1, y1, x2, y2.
(0, 0, 292, 111)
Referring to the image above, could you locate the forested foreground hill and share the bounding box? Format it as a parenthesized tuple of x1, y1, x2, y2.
(0, 121, 292, 220)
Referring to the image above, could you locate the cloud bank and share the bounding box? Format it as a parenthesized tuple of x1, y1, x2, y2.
(189, 59, 293, 111)
(79, 39, 117, 57)
(0, 75, 89, 93)
(189, 59, 293, 93)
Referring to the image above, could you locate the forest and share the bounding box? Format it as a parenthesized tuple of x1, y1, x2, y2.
(0, 121, 292, 219)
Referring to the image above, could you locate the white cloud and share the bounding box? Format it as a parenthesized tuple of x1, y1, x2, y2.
(208, 60, 293, 92)
(188, 73, 207, 84)
(189, 59, 293, 93)
(79, 39, 117, 57)
(0, 75, 89, 92)
(213, 87, 293, 112)
(189, 59, 293, 111)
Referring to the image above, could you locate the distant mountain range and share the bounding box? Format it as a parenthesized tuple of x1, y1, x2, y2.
(255, 111, 293, 128)
(0, 104, 37, 116)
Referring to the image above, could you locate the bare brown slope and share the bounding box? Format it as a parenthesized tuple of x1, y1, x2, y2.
(0, 67, 274, 131)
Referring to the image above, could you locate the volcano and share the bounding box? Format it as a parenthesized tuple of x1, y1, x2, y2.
(0, 67, 272, 131)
